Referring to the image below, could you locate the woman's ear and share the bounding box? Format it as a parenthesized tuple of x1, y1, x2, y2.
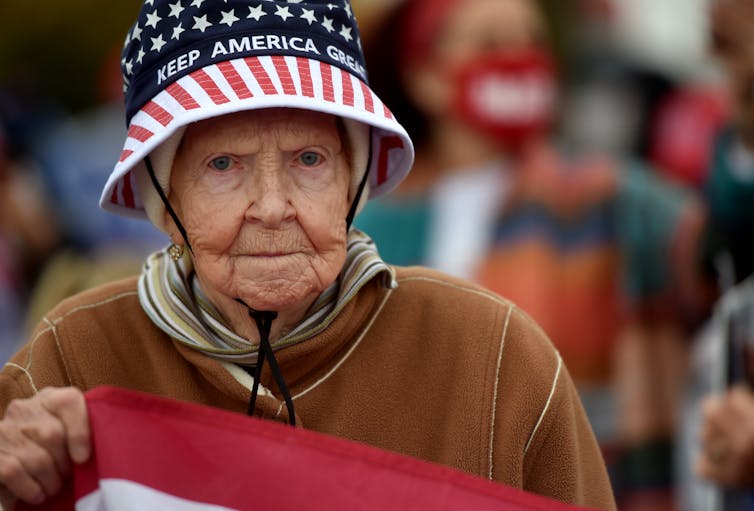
(161, 189, 186, 245)
(162, 197, 184, 246)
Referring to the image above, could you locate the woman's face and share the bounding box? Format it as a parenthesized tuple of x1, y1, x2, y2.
(168, 108, 351, 314)
(436, 0, 544, 63)
(405, 0, 546, 118)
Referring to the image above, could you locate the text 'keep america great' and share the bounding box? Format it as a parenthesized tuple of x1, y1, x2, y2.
(156, 35, 367, 85)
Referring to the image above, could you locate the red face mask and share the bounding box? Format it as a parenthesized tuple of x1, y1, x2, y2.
(451, 48, 558, 150)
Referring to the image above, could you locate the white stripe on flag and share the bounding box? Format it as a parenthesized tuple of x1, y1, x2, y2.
(77, 479, 237, 511)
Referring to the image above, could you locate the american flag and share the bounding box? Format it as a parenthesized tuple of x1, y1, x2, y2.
(23, 387, 593, 511)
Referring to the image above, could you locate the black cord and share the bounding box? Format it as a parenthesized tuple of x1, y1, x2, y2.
(145, 155, 193, 254)
(345, 127, 374, 230)
(236, 301, 296, 426)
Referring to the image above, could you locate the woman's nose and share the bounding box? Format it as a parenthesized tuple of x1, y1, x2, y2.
(243, 158, 296, 227)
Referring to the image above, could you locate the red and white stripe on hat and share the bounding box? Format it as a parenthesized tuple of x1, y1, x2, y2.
(100, 55, 414, 219)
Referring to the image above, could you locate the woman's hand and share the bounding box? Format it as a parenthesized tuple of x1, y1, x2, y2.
(696, 385, 754, 488)
(0, 387, 90, 508)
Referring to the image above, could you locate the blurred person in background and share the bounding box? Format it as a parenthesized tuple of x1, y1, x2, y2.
(685, 0, 754, 509)
(22, 45, 165, 329)
(355, 1, 706, 509)
(699, 0, 754, 289)
(0, 0, 163, 340)
(0, 118, 62, 360)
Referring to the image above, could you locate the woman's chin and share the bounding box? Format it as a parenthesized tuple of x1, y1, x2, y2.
(232, 284, 316, 314)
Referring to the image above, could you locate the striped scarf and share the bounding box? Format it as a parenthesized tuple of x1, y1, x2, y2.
(138, 229, 396, 366)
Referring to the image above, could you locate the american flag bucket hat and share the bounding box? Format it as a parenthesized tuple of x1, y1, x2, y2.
(100, 0, 414, 219)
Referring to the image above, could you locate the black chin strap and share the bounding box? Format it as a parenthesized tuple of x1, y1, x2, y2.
(235, 302, 296, 426)
(345, 128, 373, 230)
(145, 155, 193, 254)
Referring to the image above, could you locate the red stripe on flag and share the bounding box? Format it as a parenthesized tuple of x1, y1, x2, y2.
(142, 101, 173, 127)
(127, 125, 154, 143)
(118, 149, 134, 163)
(166, 82, 201, 111)
(110, 187, 119, 204)
(359, 81, 374, 113)
(296, 57, 315, 98)
(193, 69, 230, 105)
(121, 172, 136, 208)
(321, 65, 335, 103)
(340, 69, 355, 107)
(383, 103, 394, 119)
(245, 57, 278, 95)
(217, 61, 253, 100)
(272, 56, 297, 95)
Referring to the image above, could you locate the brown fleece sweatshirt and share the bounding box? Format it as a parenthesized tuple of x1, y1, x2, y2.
(0, 266, 615, 510)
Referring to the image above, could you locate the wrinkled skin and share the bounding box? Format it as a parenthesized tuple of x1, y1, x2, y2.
(0, 388, 89, 509)
(167, 108, 352, 341)
(0, 108, 353, 509)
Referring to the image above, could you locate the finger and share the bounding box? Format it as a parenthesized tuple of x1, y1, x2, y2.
(6, 395, 71, 476)
(13, 438, 64, 499)
(701, 395, 739, 438)
(0, 454, 46, 505)
(39, 388, 90, 464)
(0, 409, 65, 502)
(698, 397, 726, 441)
(21, 418, 70, 478)
(695, 453, 715, 480)
(728, 386, 754, 413)
(695, 449, 740, 487)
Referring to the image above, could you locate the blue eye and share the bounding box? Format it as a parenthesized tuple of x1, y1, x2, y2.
(299, 151, 321, 167)
(210, 156, 233, 171)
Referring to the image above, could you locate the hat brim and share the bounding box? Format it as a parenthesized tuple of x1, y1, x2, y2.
(100, 55, 414, 219)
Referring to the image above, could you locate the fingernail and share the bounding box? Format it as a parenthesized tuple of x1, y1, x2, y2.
(72, 445, 90, 464)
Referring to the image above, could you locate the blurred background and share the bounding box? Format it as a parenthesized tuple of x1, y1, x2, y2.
(1, 1, 754, 510)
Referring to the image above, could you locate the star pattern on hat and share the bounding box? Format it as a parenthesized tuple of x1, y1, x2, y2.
(168, 1, 184, 18)
(339, 24, 352, 42)
(248, 5, 266, 21)
(321, 16, 334, 33)
(132, 24, 143, 41)
(172, 23, 186, 40)
(122, 0, 365, 91)
(220, 9, 240, 26)
(151, 33, 167, 52)
(274, 5, 293, 21)
(192, 14, 212, 32)
(145, 10, 162, 29)
(301, 8, 317, 24)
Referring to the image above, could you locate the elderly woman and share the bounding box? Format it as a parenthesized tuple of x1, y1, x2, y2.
(0, 0, 615, 509)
